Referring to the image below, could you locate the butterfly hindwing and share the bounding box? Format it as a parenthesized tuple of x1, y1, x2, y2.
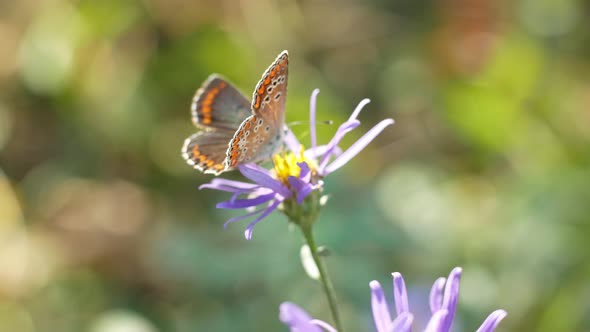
(182, 130, 235, 174)
(224, 114, 285, 169)
(191, 75, 252, 130)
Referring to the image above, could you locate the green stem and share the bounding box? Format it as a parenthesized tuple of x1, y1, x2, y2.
(300, 224, 344, 331)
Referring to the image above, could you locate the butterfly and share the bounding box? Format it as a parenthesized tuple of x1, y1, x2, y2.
(182, 51, 289, 175)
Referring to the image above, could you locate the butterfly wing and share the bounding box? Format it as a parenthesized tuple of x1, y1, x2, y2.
(224, 51, 289, 169)
(191, 74, 252, 130)
(183, 75, 253, 174)
(250, 50, 289, 127)
(182, 130, 236, 174)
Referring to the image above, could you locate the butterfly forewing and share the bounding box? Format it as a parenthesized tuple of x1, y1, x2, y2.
(191, 75, 252, 130)
(224, 51, 289, 169)
(251, 51, 288, 125)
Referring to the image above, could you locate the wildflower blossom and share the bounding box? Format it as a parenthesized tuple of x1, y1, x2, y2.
(279, 267, 507, 332)
(200, 89, 394, 239)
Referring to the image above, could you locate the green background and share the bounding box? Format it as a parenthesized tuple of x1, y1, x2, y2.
(0, 0, 589, 331)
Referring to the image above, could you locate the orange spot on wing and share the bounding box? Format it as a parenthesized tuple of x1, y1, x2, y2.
(192, 145, 200, 155)
(254, 96, 260, 109)
(198, 84, 227, 124)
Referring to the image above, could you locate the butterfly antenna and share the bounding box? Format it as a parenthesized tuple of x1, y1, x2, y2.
(287, 120, 334, 127)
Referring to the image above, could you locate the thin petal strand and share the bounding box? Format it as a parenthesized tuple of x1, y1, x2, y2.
(305, 144, 342, 159)
(349, 98, 371, 122)
(310, 88, 320, 154)
(284, 128, 301, 153)
(216, 193, 275, 209)
(244, 200, 281, 240)
(310, 319, 338, 332)
(389, 312, 413, 332)
(324, 118, 395, 174)
(199, 178, 259, 192)
(318, 120, 360, 172)
(279, 302, 324, 332)
(440, 267, 462, 332)
(476, 310, 507, 332)
(223, 208, 265, 229)
(424, 310, 448, 332)
(392, 272, 410, 314)
(429, 277, 446, 314)
(370, 280, 393, 332)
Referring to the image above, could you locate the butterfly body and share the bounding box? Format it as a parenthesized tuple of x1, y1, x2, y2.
(182, 51, 289, 174)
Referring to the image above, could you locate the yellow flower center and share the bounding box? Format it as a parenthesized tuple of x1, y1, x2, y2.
(272, 146, 317, 185)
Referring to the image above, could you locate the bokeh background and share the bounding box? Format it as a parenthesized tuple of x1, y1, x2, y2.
(1, 0, 589, 331)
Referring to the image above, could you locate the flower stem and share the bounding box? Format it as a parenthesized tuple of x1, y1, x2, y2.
(300, 224, 344, 331)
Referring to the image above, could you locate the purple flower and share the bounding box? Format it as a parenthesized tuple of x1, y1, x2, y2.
(279, 267, 507, 332)
(280, 302, 337, 332)
(200, 89, 394, 239)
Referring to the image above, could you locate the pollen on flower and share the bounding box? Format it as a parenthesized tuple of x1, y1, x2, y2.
(272, 146, 316, 185)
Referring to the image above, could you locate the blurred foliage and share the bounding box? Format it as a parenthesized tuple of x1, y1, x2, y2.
(0, 0, 590, 331)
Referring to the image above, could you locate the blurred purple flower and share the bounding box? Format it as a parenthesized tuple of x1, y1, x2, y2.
(279, 267, 507, 332)
(200, 89, 394, 239)
(280, 302, 337, 332)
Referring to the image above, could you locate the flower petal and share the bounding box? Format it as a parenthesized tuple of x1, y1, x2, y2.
(288, 176, 314, 205)
(310, 88, 320, 154)
(229, 187, 264, 203)
(429, 277, 446, 314)
(324, 118, 394, 174)
(476, 310, 507, 332)
(239, 164, 291, 198)
(216, 193, 275, 209)
(297, 186, 315, 204)
(318, 119, 360, 172)
(244, 200, 281, 240)
(288, 175, 306, 193)
(305, 144, 342, 159)
(389, 312, 413, 332)
(348, 98, 371, 122)
(222, 207, 266, 229)
(370, 280, 393, 332)
(297, 162, 311, 182)
(284, 128, 301, 153)
(279, 302, 324, 332)
(440, 267, 462, 332)
(424, 309, 448, 332)
(310, 319, 338, 332)
(392, 272, 409, 314)
(199, 178, 259, 192)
